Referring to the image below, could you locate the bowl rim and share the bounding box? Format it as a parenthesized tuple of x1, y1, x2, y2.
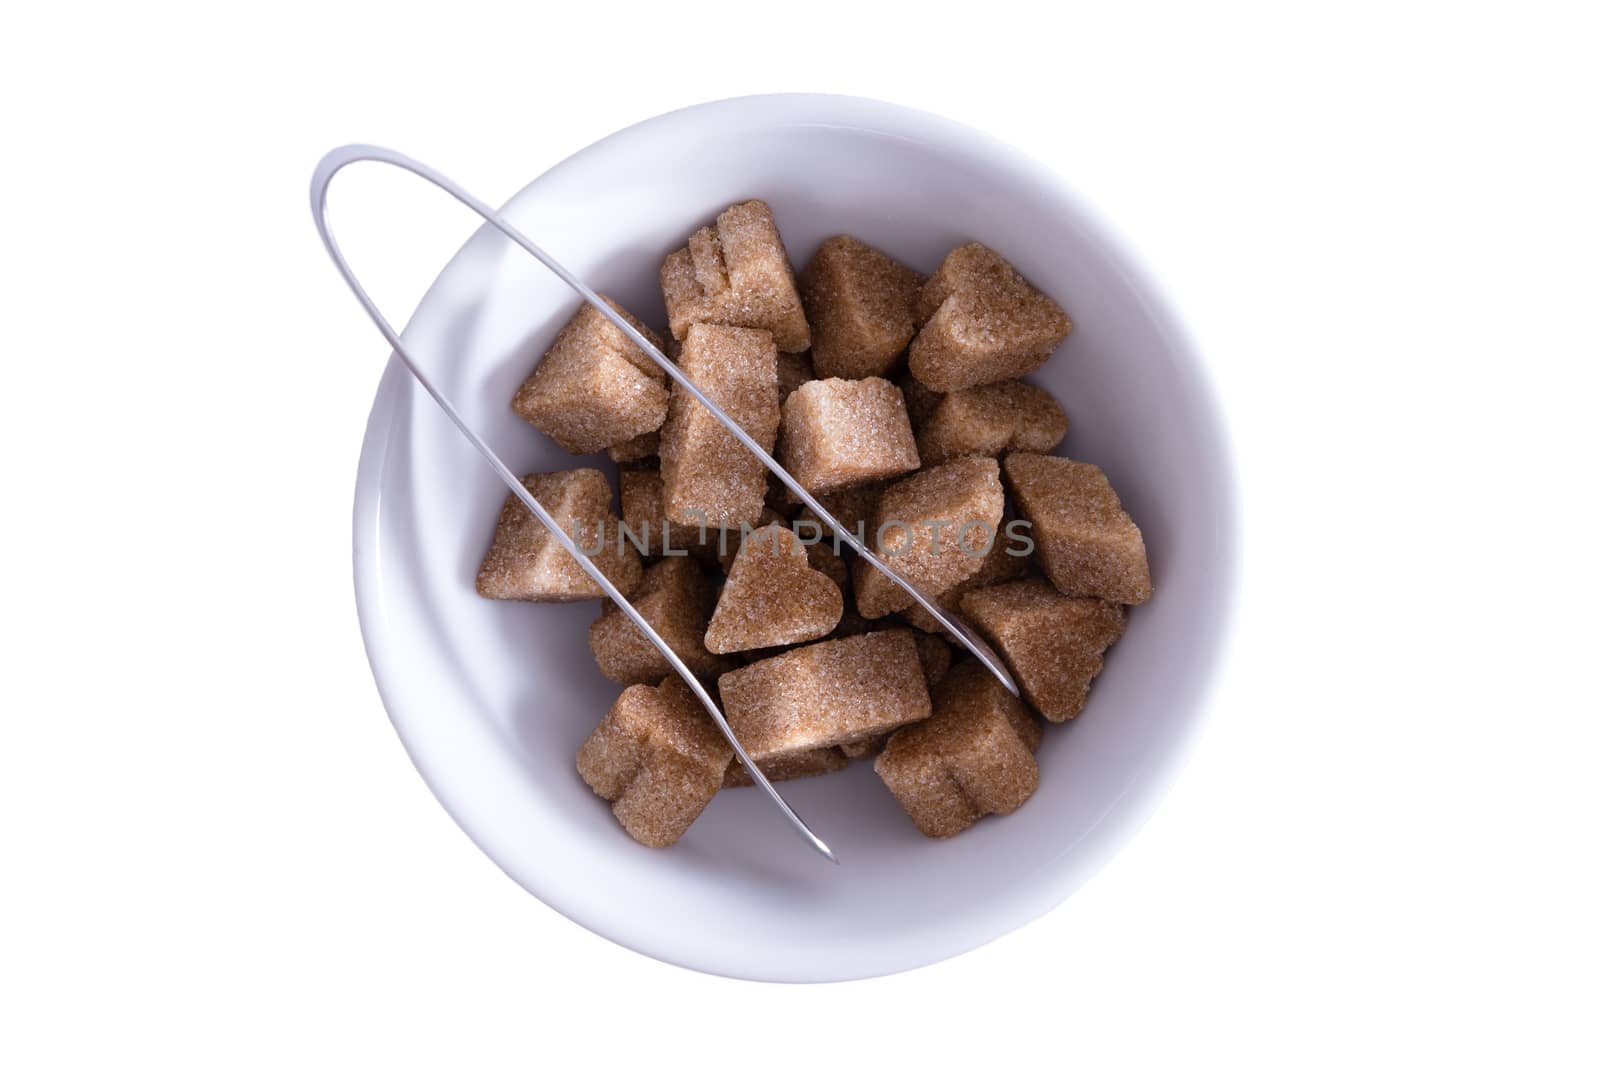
(350, 92, 1239, 981)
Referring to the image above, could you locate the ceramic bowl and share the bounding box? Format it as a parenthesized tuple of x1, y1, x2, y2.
(352, 93, 1236, 982)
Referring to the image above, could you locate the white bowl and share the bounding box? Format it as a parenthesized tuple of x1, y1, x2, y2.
(353, 94, 1236, 982)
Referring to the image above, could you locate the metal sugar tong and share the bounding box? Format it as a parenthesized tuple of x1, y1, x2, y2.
(311, 145, 1020, 864)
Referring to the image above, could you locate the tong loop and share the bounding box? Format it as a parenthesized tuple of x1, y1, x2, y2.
(312, 145, 837, 863)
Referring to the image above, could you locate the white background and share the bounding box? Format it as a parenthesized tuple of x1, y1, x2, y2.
(3, 2, 1596, 1063)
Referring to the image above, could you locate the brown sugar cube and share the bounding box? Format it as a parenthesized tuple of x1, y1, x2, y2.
(1003, 453, 1152, 603)
(916, 380, 1068, 466)
(901, 537, 1031, 632)
(835, 627, 946, 767)
(607, 430, 659, 467)
(961, 577, 1126, 722)
(800, 236, 922, 379)
(660, 200, 810, 352)
(838, 630, 957, 760)
(705, 524, 843, 653)
(512, 298, 669, 454)
(776, 350, 815, 405)
(476, 468, 642, 601)
(722, 746, 848, 788)
(718, 630, 931, 760)
(576, 677, 733, 847)
(617, 468, 719, 564)
(658, 324, 781, 529)
(930, 660, 1044, 756)
(874, 659, 1041, 838)
(777, 378, 920, 496)
(588, 557, 733, 684)
(851, 457, 1005, 618)
(909, 244, 1072, 392)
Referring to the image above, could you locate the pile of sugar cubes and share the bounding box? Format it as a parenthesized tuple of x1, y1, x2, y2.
(476, 200, 1152, 847)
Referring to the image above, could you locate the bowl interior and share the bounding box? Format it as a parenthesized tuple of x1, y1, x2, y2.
(355, 96, 1234, 981)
